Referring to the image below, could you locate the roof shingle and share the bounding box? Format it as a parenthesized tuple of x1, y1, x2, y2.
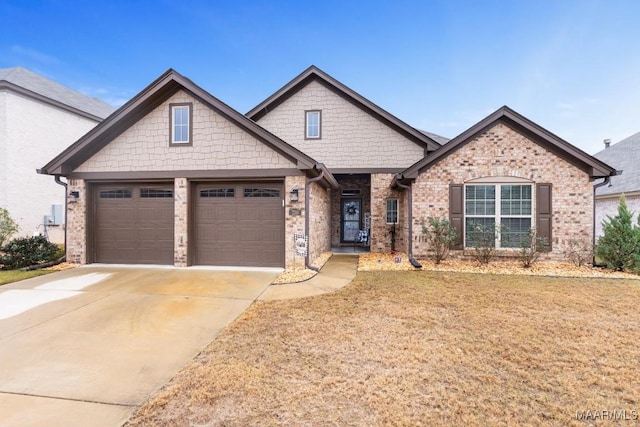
(593, 131, 640, 196)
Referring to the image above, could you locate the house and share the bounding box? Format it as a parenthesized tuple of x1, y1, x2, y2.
(593, 133, 640, 237)
(0, 67, 114, 243)
(38, 66, 616, 268)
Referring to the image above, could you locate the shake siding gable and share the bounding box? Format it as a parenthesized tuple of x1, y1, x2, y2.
(74, 90, 296, 173)
(254, 80, 425, 170)
(412, 123, 592, 260)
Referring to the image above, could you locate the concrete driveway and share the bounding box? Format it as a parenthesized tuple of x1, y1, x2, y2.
(0, 265, 280, 427)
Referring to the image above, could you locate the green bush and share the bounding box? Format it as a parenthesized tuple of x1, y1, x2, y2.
(596, 195, 640, 272)
(0, 208, 19, 247)
(422, 217, 457, 264)
(0, 236, 60, 270)
(467, 222, 498, 265)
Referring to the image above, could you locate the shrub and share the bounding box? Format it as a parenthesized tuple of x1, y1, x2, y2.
(0, 236, 60, 270)
(0, 208, 19, 247)
(421, 217, 457, 264)
(563, 238, 593, 267)
(467, 223, 497, 265)
(595, 195, 640, 271)
(519, 228, 548, 268)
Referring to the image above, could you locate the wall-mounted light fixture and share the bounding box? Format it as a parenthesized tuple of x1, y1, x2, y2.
(69, 190, 80, 204)
(290, 188, 299, 202)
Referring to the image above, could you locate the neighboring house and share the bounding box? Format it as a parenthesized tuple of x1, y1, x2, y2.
(38, 66, 615, 268)
(593, 133, 640, 237)
(0, 67, 114, 244)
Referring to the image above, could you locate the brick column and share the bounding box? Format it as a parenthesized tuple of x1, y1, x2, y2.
(66, 179, 87, 264)
(174, 178, 189, 267)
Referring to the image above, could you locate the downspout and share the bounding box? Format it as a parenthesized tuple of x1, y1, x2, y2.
(394, 175, 422, 269)
(592, 175, 611, 267)
(54, 175, 67, 262)
(305, 168, 326, 271)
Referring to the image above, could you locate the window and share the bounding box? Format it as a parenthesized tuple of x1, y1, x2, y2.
(305, 110, 321, 139)
(386, 199, 398, 224)
(464, 184, 532, 248)
(200, 188, 235, 198)
(99, 189, 132, 199)
(244, 188, 280, 198)
(140, 188, 174, 198)
(170, 103, 192, 145)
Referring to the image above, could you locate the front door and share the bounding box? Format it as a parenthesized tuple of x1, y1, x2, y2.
(341, 198, 361, 243)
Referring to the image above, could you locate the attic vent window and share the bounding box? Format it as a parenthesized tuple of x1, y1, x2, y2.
(305, 110, 321, 139)
(170, 103, 192, 145)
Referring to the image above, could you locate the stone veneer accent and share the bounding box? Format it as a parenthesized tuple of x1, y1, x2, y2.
(174, 178, 189, 266)
(370, 173, 408, 253)
(66, 179, 87, 264)
(75, 90, 295, 172)
(411, 123, 594, 261)
(308, 181, 331, 264)
(255, 80, 425, 169)
(285, 175, 306, 269)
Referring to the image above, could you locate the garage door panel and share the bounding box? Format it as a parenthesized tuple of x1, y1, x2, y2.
(194, 182, 284, 267)
(94, 184, 174, 265)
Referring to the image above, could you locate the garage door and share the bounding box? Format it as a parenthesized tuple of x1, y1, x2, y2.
(194, 182, 284, 267)
(93, 184, 174, 264)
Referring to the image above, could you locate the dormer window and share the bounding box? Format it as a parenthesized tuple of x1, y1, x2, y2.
(305, 110, 321, 139)
(170, 103, 192, 145)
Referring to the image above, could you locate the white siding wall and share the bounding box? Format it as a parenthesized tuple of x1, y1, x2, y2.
(595, 194, 640, 238)
(3, 91, 100, 243)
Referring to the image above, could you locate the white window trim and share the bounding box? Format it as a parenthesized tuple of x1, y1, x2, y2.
(170, 103, 192, 145)
(464, 183, 534, 249)
(386, 198, 399, 224)
(305, 110, 321, 139)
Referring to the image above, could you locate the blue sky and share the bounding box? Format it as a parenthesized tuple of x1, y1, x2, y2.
(1, 0, 639, 154)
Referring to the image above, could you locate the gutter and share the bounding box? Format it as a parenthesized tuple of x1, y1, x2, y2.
(392, 174, 422, 268)
(305, 164, 328, 271)
(54, 175, 68, 263)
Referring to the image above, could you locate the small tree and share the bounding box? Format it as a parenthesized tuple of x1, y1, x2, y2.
(422, 217, 457, 264)
(596, 195, 640, 271)
(0, 208, 19, 247)
(519, 228, 548, 268)
(467, 222, 498, 265)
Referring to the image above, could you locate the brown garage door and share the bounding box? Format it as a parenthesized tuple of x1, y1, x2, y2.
(93, 184, 174, 264)
(194, 182, 284, 267)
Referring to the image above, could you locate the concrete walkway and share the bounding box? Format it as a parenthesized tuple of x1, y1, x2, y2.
(259, 254, 358, 301)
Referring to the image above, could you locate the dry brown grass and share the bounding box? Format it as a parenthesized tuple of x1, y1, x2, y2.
(127, 271, 640, 427)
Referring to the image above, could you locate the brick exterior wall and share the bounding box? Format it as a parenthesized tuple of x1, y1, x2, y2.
(254, 80, 425, 169)
(174, 178, 189, 266)
(308, 181, 331, 264)
(285, 175, 306, 269)
(75, 90, 295, 173)
(412, 123, 593, 261)
(66, 179, 87, 264)
(595, 194, 640, 238)
(370, 173, 408, 253)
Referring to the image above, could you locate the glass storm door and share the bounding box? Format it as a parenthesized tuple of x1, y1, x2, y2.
(341, 199, 361, 243)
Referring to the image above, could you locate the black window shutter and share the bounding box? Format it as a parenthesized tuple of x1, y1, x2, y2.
(449, 184, 464, 249)
(536, 183, 552, 251)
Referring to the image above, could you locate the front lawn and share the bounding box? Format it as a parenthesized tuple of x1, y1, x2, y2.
(127, 271, 640, 426)
(0, 270, 52, 286)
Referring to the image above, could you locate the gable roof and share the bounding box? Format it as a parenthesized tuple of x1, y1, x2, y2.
(0, 66, 114, 121)
(246, 65, 441, 152)
(593, 130, 640, 196)
(399, 106, 616, 181)
(39, 68, 321, 176)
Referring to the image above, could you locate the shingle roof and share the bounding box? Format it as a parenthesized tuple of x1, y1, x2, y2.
(418, 129, 450, 145)
(593, 131, 640, 196)
(0, 66, 114, 120)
